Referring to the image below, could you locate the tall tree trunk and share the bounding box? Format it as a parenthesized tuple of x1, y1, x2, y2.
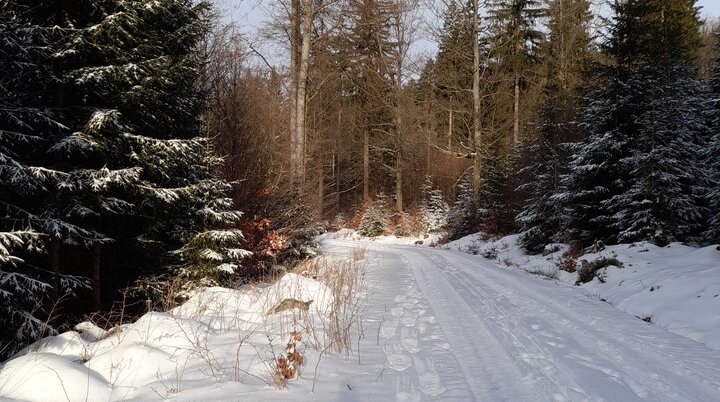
(289, 0, 300, 187)
(448, 106, 453, 149)
(92, 246, 101, 311)
(395, 111, 403, 213)
(50, 238, 60, 298)
(513, 74, 520, 144)
(363, 122, 370, 202)
(318, 156, 324, 219)
(335, 109, 341, 213)
(294, 0, 312, 189)
(472, 0, 482, 202)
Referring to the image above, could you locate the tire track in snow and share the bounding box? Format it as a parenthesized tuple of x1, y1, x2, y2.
(425, 248, 720, 401)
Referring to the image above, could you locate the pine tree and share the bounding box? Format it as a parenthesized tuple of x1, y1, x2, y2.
(477, 149, 512, 235)
(0, 0, 96, 358)
(565, 0, 706, 245)
(487, 0, 545, 144)
(420, 177, 449, 233)
(434, 1, 475, 147)
(515, 0, 590, 252)
(516, 121, 568, 253)
(0, 0, 246, 355)
(610, 67, 707, 245)
(705, 30, 720, 244)
(448, 173, 478, 240)
(358, 195, 389, 237)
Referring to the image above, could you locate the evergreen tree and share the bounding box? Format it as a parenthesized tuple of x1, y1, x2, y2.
(420, 177, 449, 233)
(516, 120, 568, 253)
(564, 0, 706, 245)
(358, 195, 389, 237)
(706, 30, 720, 244)
(487, 0, 545, 144)
(516, 0, 591, 252)
(448, 173, 478, 240)
(610, 67, 707, 245)
(434, 1, 475, 147)
(0, 0, 245, 355)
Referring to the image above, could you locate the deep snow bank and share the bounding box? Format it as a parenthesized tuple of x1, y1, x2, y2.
(0, 273, 343, 401)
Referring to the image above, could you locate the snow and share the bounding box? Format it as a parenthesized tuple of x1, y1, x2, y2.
(2, 232, 720, 401)
(318, 228, 443, 246)
(0, 273, 342, 401)
(444, 233, 720, 351)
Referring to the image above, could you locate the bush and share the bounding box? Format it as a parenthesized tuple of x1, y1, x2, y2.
(575, 257, 623, 285)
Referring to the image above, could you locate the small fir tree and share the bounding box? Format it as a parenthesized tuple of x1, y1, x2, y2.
(420, 177, 449, 233)
(358, 195, 389, 237)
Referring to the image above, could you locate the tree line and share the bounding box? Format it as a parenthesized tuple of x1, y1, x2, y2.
(229, 0, 719, 252)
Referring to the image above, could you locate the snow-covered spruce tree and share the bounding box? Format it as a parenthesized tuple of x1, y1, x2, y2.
(516, 0, 590, 253)
(563, 0, 705, 246)
(561, 73, 638, 245)
(516, 105, 571, 253)
(448, 173, 478, 240)
(477, 149, 512, 236)
(0, 0, 96, 358)
(420, 177, 449, 233)
(358, 195, 389, 237)
(706, 31, 720, 244)
(594, 0, 705, 246)
(1, 0, 246, 353)
(609, 66, 707, 245)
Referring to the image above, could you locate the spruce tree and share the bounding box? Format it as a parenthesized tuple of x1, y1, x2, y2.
(706, 30, 720, 244)
(610, 67, 707, 245)
(516, 0, 590, 252)
(421, 177, 449, 233)
(448, 174, 478, 240)
(0, 0, 245, 355)
(434, 1, 475, 147)
(358, 195, 389, 237)
(487, 0, 545, 143)
(564, 0, 706, 245)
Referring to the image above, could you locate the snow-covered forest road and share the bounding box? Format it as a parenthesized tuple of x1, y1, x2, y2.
(324, 239, 720, 401)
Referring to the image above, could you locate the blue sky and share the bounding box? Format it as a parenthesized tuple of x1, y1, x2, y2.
(699, 0, 720, 17)
(219, 0, 720, 66)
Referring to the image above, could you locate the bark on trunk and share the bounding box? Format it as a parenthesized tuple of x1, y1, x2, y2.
(513, 75, 520, 144)
(448, 106, 453, 149)
(363, 123, 370, 202)
(472, 0, 482, 203)
(92, 246, 101, 311)
(294, 0, 312, 189)
(395, 112, 403, 213)
(50, 238, 60, 298)
(289, 0, 300, 187)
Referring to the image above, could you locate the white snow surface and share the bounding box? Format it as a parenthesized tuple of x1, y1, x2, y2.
(443, 233, 720, 351)
(1, 234, 720, 401)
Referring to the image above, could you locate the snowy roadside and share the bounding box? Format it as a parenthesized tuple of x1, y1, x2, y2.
(0, 254, 370, 401)
(442, 233, 720, 351)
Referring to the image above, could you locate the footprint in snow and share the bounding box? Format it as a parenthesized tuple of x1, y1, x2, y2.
(395, 373, 421, 402)
(400, 327, 420, 353)
(401, 314, 417, 327)
(384, 342, 412, 371)
(412, 355, 446, 396)
(380, 318, 399, 338)
(390, 306, 405, 317)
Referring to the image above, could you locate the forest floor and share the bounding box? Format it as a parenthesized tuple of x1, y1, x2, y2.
(1, 234, 720, 401)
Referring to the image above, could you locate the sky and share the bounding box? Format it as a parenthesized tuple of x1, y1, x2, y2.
(699, 0, 720, 17)
(216, 0, 720, 67)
